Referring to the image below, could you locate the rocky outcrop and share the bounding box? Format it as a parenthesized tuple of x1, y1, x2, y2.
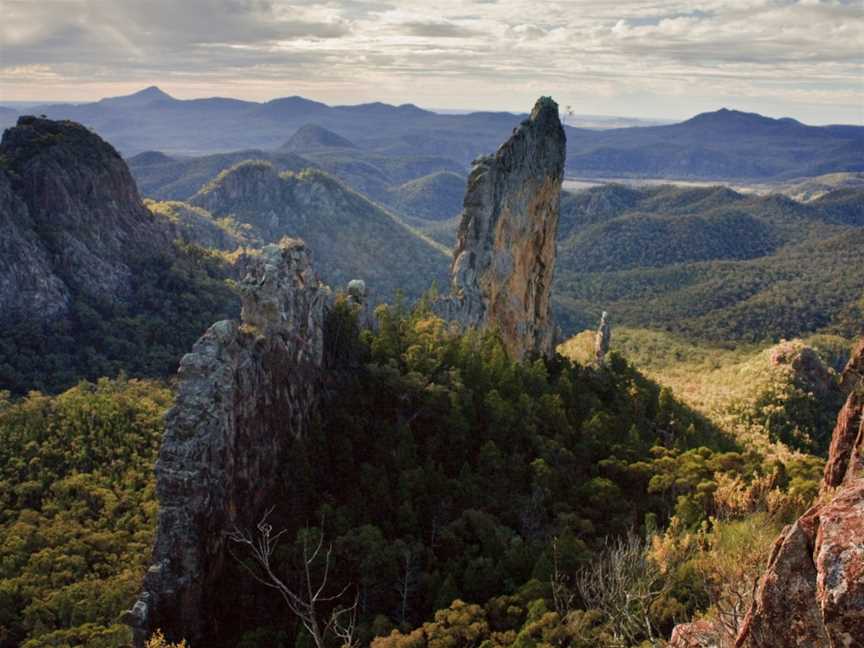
(127, 241, 330, 646)
(0, 116, 170, 324)
(734, 337, 864, 648)
(668, 619, 722, 648)
(595, 311, 611, 366)
(769, 340, 835, 398)
(839, 337, 864, 392)
(435, 97, 566, 360)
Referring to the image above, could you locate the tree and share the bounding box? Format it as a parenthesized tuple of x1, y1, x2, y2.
(574, 532, 666, 646)
(228, 510, 359, 648)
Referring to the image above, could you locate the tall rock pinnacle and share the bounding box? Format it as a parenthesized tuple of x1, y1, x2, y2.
(126, 241, 329, 646)
(437, 97, 566, 360)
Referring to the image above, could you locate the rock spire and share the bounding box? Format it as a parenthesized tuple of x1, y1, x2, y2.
(436, 97, 566, 360)
(127, 241, 329, 646)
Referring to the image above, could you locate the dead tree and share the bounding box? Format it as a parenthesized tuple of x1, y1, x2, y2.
(394, 543, 419, 626)
(550, 537, 575, 617)
(228, 509, 359, 648)
(574, 531, 665, 647)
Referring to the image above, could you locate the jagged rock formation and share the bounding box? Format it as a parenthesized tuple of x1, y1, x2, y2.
(127, 241, 330, 646)
(733, 337, 864, 648)
(595, 311, 611, 365)
(435, 97, 566, 360)
(0, 116, 170, 324)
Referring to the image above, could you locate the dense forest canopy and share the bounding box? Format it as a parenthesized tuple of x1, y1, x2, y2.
(0, 302, 833, 647)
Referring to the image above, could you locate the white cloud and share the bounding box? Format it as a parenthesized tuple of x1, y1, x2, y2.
(0, 0, 861, 123)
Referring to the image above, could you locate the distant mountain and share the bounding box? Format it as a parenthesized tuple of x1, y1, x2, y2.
(0, 117, 237, 393)
(127, 144, 466, 220)
(279, 124, 357, 152)
(35, 87, 862, 182)
(127, 148, 315, 201)
(190, 160, 450, 300)
(384, 171, 466, 221)
(552, 183, 864, 341)
(565, 109, 864, 180)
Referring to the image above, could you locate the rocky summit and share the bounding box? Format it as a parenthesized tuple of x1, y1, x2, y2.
(127, 241, 330, 645)
(0, 116, 169, 324)
(435, 96, 566, 360)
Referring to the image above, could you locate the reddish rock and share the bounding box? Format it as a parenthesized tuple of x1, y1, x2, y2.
(735, 337, 864, 648)
(814, 480, 864, 646)
(839, 337, 864, 392)
(734, 512, 830, 648)
(824, 389, 864, 489)
(668, 619, 723, 647)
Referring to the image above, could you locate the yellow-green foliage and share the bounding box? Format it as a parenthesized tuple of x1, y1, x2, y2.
(559, 327, 847, 457)
(0, 378, 172, 647)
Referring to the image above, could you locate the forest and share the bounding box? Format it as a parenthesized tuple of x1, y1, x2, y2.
(0, 300, 832, 648)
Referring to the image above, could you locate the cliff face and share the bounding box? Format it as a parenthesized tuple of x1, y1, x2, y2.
(127, 241, 329, 645)
(436, 97, 566, 360)
(0, 116, 170, 324)
(733, 337, 864, 648)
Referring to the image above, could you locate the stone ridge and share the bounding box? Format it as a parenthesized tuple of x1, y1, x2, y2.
(127, 241, 330, 646)
(436, 96, 566, 360)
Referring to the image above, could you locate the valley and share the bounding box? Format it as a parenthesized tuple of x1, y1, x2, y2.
(0, 89, 861, 648)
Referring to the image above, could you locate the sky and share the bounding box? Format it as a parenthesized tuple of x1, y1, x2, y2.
(0, 0, 862, 123)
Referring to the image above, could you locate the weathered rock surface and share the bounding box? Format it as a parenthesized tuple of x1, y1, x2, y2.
(435, 97, 566, 360)
(668, 619, 723, 648)
(734, 337, 864, 648)
(0, 116, 170, 324)
(127, 241, 330, 646)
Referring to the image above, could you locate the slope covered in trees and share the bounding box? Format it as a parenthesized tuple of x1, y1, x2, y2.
(0, 303, 835, 648)
(553, 185, 864, 342)
(190, 161, 450, 300)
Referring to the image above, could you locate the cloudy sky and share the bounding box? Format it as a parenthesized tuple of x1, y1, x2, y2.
(1, 0, 862, 123)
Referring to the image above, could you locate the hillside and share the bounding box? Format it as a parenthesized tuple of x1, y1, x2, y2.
(566, 109, 864, 180)
(190, 161, 450, 299)
(383, 170, 466, 221)
(127, 145, 466, 224)
(559, 328, 849, 455)
(127, 148, 315, 201)
(553, 184, 864, 341)
(0, 117, 238, 395)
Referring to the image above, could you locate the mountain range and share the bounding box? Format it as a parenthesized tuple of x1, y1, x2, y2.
(552, 184, 864, 341)
(5, 86, 862, 181)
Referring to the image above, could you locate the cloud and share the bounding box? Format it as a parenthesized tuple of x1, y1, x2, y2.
(0, 0, 860, 123)
(401, 20, 481, 38)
